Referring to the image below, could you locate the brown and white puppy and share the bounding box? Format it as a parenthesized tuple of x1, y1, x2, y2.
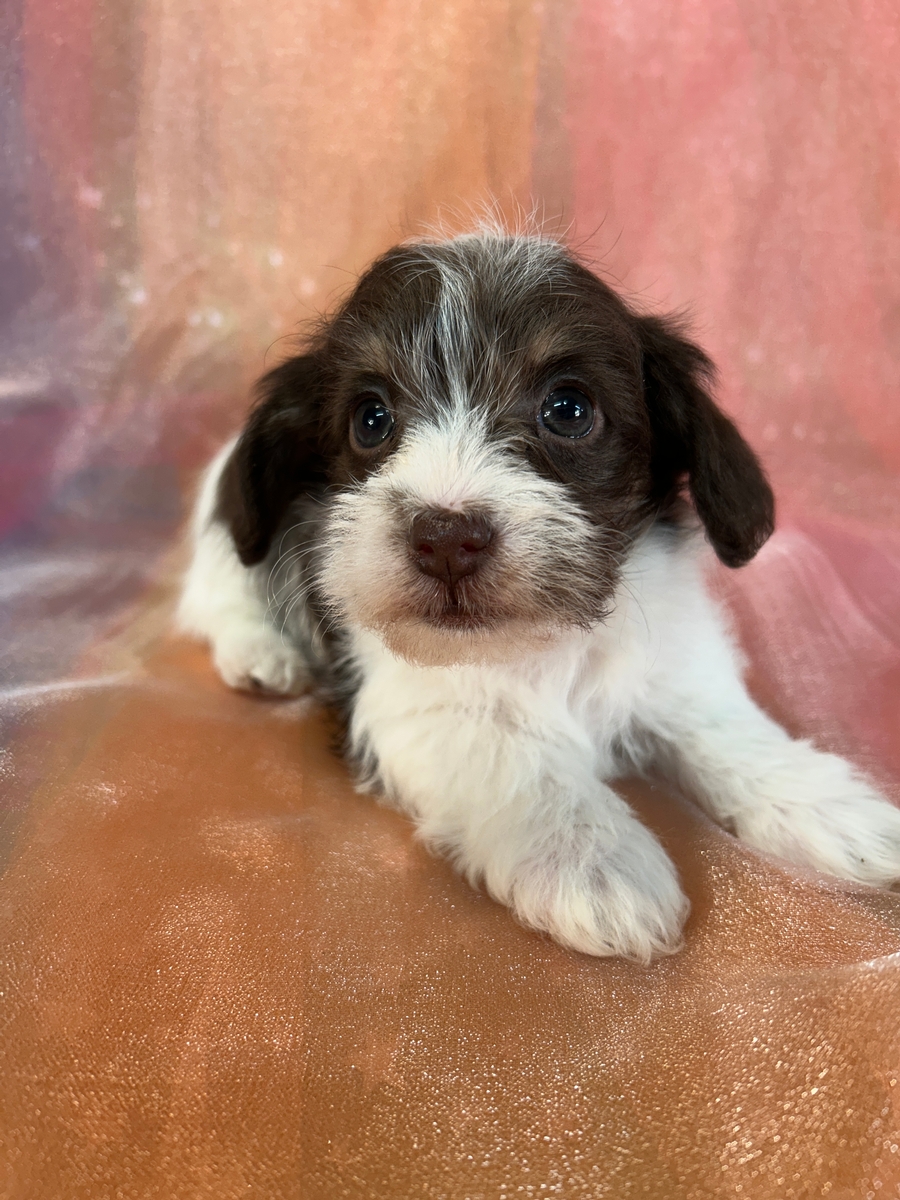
(179, 232, 900, 961)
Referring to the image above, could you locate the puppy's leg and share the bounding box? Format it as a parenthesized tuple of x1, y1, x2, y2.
(178, 442, 310, 695)
(353, 694, 689, 961)
(646, 624, 900, 887)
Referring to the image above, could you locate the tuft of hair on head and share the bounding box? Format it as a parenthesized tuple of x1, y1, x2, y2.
(411, 196, 573, 252)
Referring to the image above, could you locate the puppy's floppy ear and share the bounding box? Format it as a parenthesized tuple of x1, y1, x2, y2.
(217, 355, 325, 566)
(638, 315, 774, 567)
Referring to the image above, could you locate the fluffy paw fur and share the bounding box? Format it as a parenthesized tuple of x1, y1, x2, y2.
(212, 622, 310, 695)
(482, 815, 690, 962)
(734, 747, 900, 887)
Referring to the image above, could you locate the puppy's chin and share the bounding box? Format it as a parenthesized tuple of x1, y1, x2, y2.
(368, 614, 566, 668)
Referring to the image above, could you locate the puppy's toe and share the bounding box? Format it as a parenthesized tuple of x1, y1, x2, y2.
(507, 820, 689, 962)
(212, 625, 310, 696)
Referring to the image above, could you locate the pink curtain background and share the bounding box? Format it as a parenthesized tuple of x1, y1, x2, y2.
(2, 1, 899, 1196)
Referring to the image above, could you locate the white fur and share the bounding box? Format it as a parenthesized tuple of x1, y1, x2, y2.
(341, 530, 900, 961)
(318, 403, 599, 666)
(181, 435, 900, 961)
(177, 440, 311, 695)
(178, 234, 900, 961)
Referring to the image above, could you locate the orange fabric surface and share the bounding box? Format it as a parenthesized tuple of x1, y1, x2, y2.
(2, 640, 900, 1199)
(2, 0, 900, 1196)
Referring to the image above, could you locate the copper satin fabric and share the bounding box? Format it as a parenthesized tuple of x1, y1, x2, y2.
(2, 1, 900, 1196)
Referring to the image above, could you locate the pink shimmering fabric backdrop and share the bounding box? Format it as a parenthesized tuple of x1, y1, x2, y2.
(1, 1, 900, 1197)
(563, 0, 900, 789)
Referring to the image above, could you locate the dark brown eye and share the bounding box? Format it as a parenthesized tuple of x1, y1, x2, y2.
(539, 387, 595, 438)
(352, 395, 395, 448)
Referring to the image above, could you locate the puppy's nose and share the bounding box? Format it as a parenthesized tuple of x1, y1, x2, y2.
(409, 510, 493, 584)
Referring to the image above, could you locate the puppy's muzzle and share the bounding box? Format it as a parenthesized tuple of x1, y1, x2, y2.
(409, 510, 494, 587)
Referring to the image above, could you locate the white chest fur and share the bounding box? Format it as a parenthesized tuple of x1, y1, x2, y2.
(180, 444, 900, 962)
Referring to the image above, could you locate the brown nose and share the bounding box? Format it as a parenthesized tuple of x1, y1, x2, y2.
(408, 510, 494, 584)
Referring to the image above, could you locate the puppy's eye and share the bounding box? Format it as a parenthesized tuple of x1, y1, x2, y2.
(352, 396, 395, 448)
(539, 387, 595, 439)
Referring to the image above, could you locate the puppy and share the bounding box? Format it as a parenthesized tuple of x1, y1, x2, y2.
(179, 231, 900, 961)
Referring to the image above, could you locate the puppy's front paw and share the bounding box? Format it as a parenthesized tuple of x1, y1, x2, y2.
(736, 751, 900, 887)
(496, 817, 689, 963)
(212, 622, 310, 696)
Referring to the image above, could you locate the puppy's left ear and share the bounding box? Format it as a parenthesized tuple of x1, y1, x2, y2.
(638, 314, 774, 567)
(217, 355, 325, 566)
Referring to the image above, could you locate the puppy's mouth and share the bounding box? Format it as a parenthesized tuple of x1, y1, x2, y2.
(418, 583, 499, 631)
(374, 573, 568, 668)
(423, 606, 495, 631)
(405, 576, 511, 633)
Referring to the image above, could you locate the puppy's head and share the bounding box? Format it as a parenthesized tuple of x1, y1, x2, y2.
(221, 234, 774, 665)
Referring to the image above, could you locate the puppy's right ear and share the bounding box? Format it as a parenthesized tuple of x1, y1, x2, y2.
(216, 355, 325, 566)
